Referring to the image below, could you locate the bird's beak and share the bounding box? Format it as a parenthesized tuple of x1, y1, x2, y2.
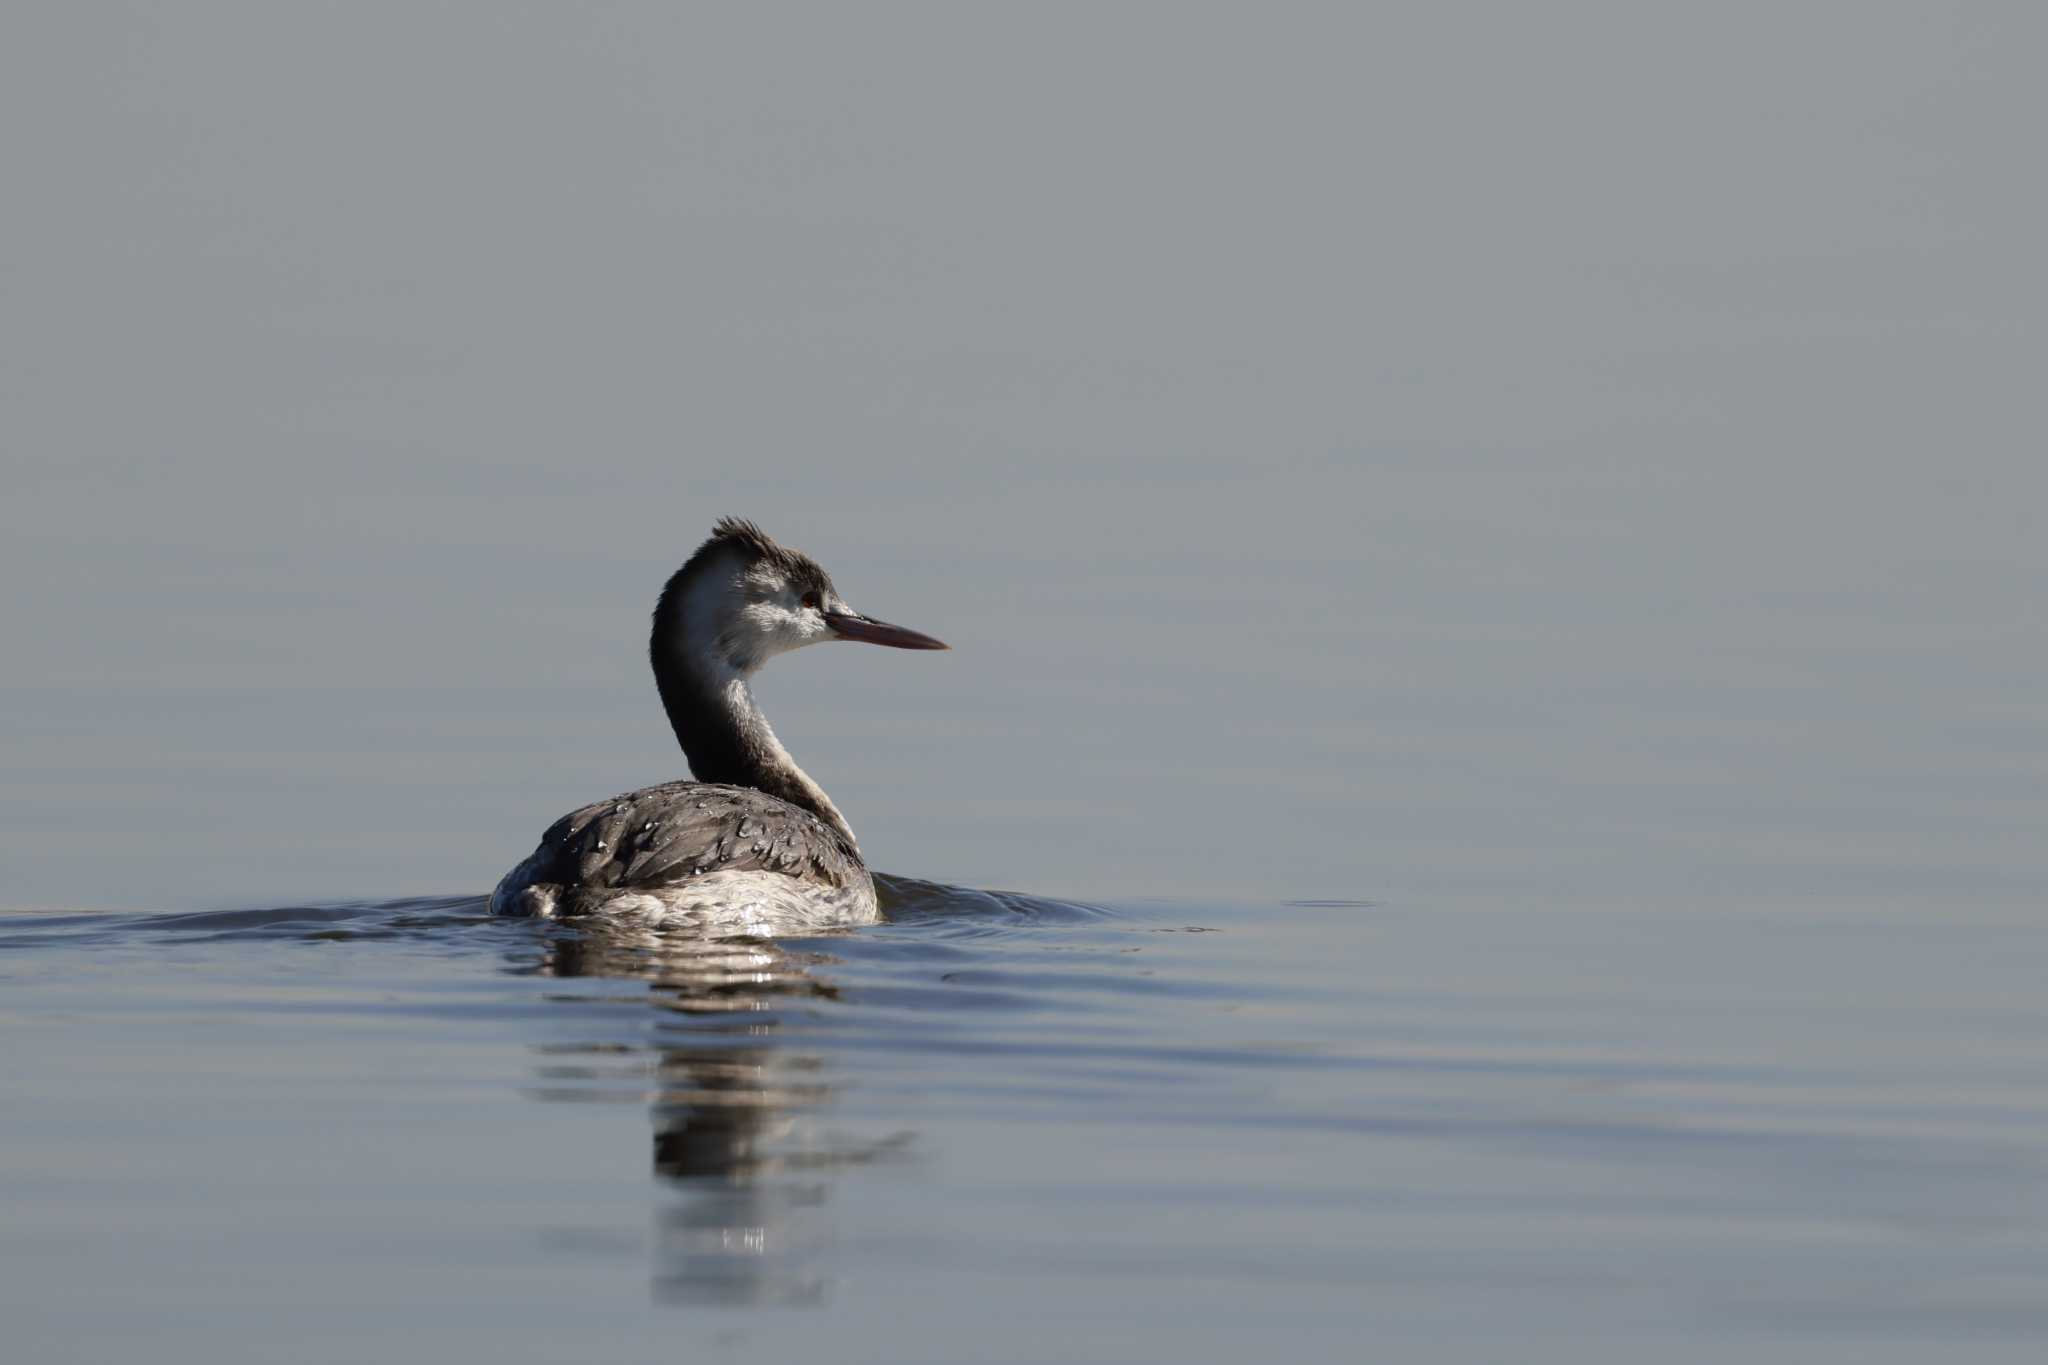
(823, 610, 949, 650)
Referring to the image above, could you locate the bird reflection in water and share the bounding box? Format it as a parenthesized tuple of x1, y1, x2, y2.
(520, 918, 912, 1307)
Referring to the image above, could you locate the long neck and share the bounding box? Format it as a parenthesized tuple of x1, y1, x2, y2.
(651, 598, 860, 854)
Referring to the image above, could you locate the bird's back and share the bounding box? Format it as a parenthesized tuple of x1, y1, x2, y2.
(490, 781, 875, 931)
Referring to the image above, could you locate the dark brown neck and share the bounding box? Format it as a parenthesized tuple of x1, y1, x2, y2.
(650, 594, 859, 853)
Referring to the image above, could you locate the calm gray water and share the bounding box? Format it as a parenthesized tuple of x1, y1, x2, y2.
(8, 887, 2048, 1364)
(5, 2, 2046, 1360)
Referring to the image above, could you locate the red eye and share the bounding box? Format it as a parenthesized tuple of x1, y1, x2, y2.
(801, 591, 821, 610)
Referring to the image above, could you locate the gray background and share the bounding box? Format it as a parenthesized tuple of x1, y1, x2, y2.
(4, 0, 2042, 913)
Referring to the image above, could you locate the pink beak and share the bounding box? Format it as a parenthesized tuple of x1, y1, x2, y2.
(823, 610, 949, 650)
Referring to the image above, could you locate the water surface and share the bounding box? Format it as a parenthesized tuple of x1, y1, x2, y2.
(5, 4, 2046, 1360)
(8, 881, 2047, 1363)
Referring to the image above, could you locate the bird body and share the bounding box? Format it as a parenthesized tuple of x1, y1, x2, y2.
(490, 519, 946, 928)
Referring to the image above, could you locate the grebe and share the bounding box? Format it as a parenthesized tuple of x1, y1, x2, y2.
(490, 518, 947, 930)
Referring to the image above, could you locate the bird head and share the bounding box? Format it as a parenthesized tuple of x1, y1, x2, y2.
(660, 517, 948, 677)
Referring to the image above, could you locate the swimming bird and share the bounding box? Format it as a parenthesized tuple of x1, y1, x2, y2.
(490, 518, 947, 931)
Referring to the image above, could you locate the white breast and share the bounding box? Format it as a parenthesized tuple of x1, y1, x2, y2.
(504, 868, 878, 936)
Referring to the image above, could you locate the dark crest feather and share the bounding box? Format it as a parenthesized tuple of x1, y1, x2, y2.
(673, 516, 834, 596)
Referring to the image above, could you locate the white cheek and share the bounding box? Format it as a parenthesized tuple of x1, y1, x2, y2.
(789, 613, 834, 650)
(741, 605, 829, 657)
